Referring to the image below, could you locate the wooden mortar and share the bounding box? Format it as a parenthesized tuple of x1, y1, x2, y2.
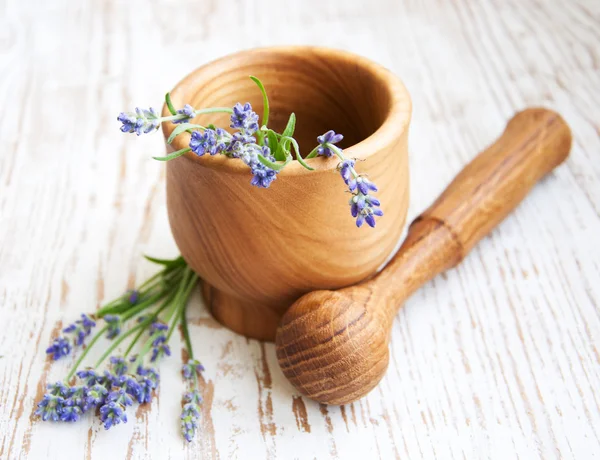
(162, 47, 412, 341)
(275, 108, 572, 405)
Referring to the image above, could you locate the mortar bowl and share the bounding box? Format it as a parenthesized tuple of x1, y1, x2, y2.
(163, 47, 412, 341)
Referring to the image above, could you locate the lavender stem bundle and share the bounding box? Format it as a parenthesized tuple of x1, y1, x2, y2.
(36, 255, 204, 442)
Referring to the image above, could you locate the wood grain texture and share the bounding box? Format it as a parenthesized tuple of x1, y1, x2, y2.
(276, 109, 572, 405)
(163, 47, 411, 341)
(0, 0, 599, 459)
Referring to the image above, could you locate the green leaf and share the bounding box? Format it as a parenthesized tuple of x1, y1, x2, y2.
(274, 113, 296, 159)
(285, 137, 314, 171)
(282, 112, 296, 138)
(152, 147, 191, 161)
(249, 76, 270, 126)
(167, 123, 204, 144)
(267, 130, 284, 160)
(165, 93, 177, 115)
(257, 153, 291, 171)
(144, 254, 186, 267)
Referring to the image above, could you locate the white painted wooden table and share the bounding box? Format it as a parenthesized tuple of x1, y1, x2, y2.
(1, 0, 599, 458)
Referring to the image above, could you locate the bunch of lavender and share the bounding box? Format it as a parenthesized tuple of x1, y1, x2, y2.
(117, 77, 383, 228)
(36, 255, 205, 442)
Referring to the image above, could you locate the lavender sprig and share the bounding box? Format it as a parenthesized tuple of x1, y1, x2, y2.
(179, 302, 205, 442)
(310, 132, 383, 228)
(118, 106, 233, 136)
(117, 76, 383, 228)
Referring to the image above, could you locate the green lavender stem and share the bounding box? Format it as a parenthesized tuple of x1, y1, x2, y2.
(94, 322, 147, 368)
(65, 326, 109, 381)
(180, 302, 194, 360)
(123, 292, 177, 357)
(166, 272, 198, 343)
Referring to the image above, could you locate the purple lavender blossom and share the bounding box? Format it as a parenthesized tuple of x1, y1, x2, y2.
(190, 129, 217, 156)
(46, 337, 72, 360)
(48, 381, 70, 397)
(99, 401, 128, 430)
(338, 157, 383, 228)
(104, 315, 121, 339)
(150, 336, 171, 362)
(110, 356, 128, 376)
(135, 365, 160, 403)
(120, 376, 142, 400)
(60, 400, 82, 422)
(349, 193, 384, 228)
(117, 108, 161, 135)
(85, 383, 108, 408)
(149, 321, 168, 335)
(317, 130, 344, 157)
(250, 146, 278, 188)
(230, 102, 259, 135)
(68, 385, 89, 411)
(180, 391, 202, 442)
(35, 382, 70, 421)
(182, 359, 205, 380)
(128, 289, 140, 304)
(107, 388, 134, 408)
(229, 141, 278, 189)
(35, 394, 65, 421)
(77, 369, 103, 386)
(63, 314, 96, 346)
(174, 104, 195, 124)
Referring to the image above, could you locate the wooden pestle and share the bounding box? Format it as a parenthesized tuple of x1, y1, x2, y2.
(275, 108, 572, 405)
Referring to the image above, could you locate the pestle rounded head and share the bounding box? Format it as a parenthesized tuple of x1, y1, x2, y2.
(275, 287, 391, 405)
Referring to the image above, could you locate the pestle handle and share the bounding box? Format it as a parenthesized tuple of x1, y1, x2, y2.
(371, 108, 572, 309)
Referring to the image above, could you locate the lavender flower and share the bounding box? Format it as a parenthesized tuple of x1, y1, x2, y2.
(150, 336, 171, 362)
(180, 391, 202, 442)
(35, 382, 70, 421)
(337, 157, 383, 228)
(149, 321, 168, 335)
(128, 289, 140, 304)
(104, 315, 121, 339)
(250, 146, 278, 188)
(98, 388, 134, 429)
(174, 104, 195, 124)
(108, 388, 134, 408)
(182, 359, 205, 380)
(77, 369, 103, 386)
(134, 367, 159, 404)
(46, 337, 72, 360)
(68, 385, 89, 411)
(117, 108, 161, 135)
(63, 314, 96, 346)
(99, 402, 127, 430)
(110, 357, 128, 376)
(190, 129, 217, 156)
(349, 190, 383, 228)
(35, 394, 65, 421)
(120, 375, 142, 400)
(229, 141, 278, 188)
(60, 400, 82, 422)
(230, 102, 259, 135)
(317, 130, 344, 157)
(85, 384, 108, 408)
(189, 128, 232, 157)
(47, 381, 70, 397)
